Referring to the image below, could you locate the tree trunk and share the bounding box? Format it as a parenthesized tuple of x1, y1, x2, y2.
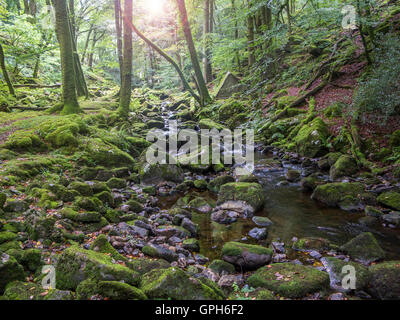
(114, 0, 123, 84)
(176, 0, 210, 106)
(203, 0, 212, 83)
(52, 0, 81, 114)
(247, 0, 255, 67)
(81, 25, 93, 64)
(0, 42, 16, 97)
(118, 0, 133, 117)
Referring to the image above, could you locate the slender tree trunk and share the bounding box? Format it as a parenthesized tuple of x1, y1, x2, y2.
(81, 25, 93, 64)
(231, 0, 241, 71)
(176, 0, 210, 106)
(203, 0, 212, 83)
(247, 0, 255, 67)
(118, 0, 133, 117)
(114, 0, 123, 84)
(0, 43, 16, 97)
(52, 0, 81, 114)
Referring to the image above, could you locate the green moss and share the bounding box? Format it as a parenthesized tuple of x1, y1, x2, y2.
(256, 289, 276, 300)
(198, 118, 226, 131)
(218, 182, 265, 211)
(208, 259, 235, 275)
(90, 234, 126, 262)
(377, 192, 400, 210)
(73, 196, 102, 212)
(61, 207, 101, 223)
(294, 117, 329, 158)
(221, 242, 272, 257)
(0, 231, 18, 244)
(3, 281, 46, 300)
(106, 177, 126, 189)
(140, 267, 224, 300)
(330, 155, 358, 180)
(127, 258, 170, 275)
(340, 232, 385, 264)
(125, 199, 144, 213)
(218, 100, 245, 121)
(311, 182, 364, 207)
(0, 193, 6, 208)
(247, 263, 330, 299)
(389, 130, 400, 148)
(95, 190, 114, 206)
(368, 261, 400, 299)
(208, 175, 235, 192)
(193, 179, 208, 190)
(182, 238, 200, 252)
(20, 249, 42, 272)
(0, 254, 26, 293)
(55, 245, 140, 290)
(292, 237, 330, 251)
(68, 182, 93, 196)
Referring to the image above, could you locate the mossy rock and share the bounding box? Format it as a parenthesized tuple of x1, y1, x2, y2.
(68, 182, 93, 196)
(73, 196, 102, 212)
(61, 208, 101, 223)
(311, 182, 364, 207)
(182, 238, 200, 252)
(142, 244, 178, 262)
(340, 232, 385, 264)
(255, 289, 276, 300)
(292, 237, 330, 251)
(329, 155, 358, 180)
(140, 267, 224, 300)
(365, 206, 383, 218)
(188, 197, 212, 214)
(95, 190, 114, 206)
(0, 192, 6, 208)
(198, 118, 226, 131)
(208, 259, 235, 275)
(294, 117, 329, 158)
(377, 192, 400, 211)
(125, 199, 144, 213)
(193, 179, 208, 190)
(0, 253, 26, 294)
(221, 242, 272, 270)
(321, 257, 370, 291)
(90, 234, 126, 262)
(142, 186, 156, 196)
(389, 130, 400, 148)
(3, 281, 73, 300)
(55, 245, 140, 290)
(76, 279, 147, 300)
(20, 249, 43, 272)
(139, 162, 184, 185)
(0, 231, 18, 244)
(3, 199, 28, 213)
(208, 175, 235, 193)
(4, 130, 46, 152)
(247, 263, 330, 299)
(106, 177, 126, 189)
(368, 261, 400, 299)
(92, 182, 110, 194)
(127, 258, 170, 275)
(218, 100, 245, 122)
(218, 182, 265, 211)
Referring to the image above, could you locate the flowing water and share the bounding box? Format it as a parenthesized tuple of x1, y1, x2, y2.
(158, 101, 400, 262)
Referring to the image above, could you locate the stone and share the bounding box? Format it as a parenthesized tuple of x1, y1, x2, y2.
(142, 244, 178, 262)
(311, 182, 364, 208)
(247, 263, 330, 299)
(377, 192, 400, 211)
(340, 232, 385, 264)
(221, 242, 272, 270)
(285, 169, 301, 182)
(329, 155, 358, 180)
(218, 182, 265, 212)
(215, 72, 244, 99)
(368, 261, 400, 299)
(248, 227, 268, 240)
(382, 211, 400, 227)
(252, 216, 273, 227)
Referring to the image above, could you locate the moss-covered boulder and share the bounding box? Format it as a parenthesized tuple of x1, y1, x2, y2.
(247, 263, 330, 298)
(208, 259, 235, 275)
(294, 117, 329, 158)
(377, 192, 400, 211)
(90, 234, 126, 262)
(142, 244, 178, 263)
(368, 261, 400, 299)
(55, 245, 140, 290)
(139, 163, 184, 185)
(182, 238, 200, 252)
(198, 118, 226, 131)
(188, 197, 212, 214)
(106, 177, 126, 189)
(140, 267, 224, 300)
(218, 182, 265, 211)
(0, 192, 6, 208)
(221, 242, 272, 270)
(329, 155, 358, 180)
(3, 199, 28, 213)
(3, 281, 73, 300)
(218, 99, 245, 122)
(76, 279, 147, 300)
(127, 258, 170, 275)
(340, 232, 385, 264)
(68, 182, 93, 196)
(0, 231, 18, 244)
(61, 208, 102, 223)
(292, 237, 331, 251)
(389, 130, 400, 148)
(208, 175, 235, 193)
(321, 257, 370, 291)
(0, 253, 26, 293)
(311, 182, 364, 208)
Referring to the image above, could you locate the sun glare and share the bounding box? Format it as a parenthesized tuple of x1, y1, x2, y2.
(144, 0, 165, 16)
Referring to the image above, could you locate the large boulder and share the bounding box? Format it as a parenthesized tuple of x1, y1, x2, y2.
(294, 117, 329, 158)
(377, 192, 400, 211)
(140, 267, 224, 300)
(55, 245, 140, 290)
(139, 163, 184, 185)
(247, 263, 330, 299)
(340, 232, 385, 264)
(208, 175, 235, 193)
(215, 72, 245, 99)
(311, 182, 364, 208)
(141, 244, 179, 262)
(321, 257, 370, 292)
(329, 155, 358, 180)
(0, 253, 26, 294)
(218, 182, 265, 212)
(221, 242, 272, 270)
(368, 261, 400, 299)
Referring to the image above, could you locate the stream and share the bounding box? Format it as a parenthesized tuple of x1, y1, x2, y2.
(155, 100, 400, 262)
